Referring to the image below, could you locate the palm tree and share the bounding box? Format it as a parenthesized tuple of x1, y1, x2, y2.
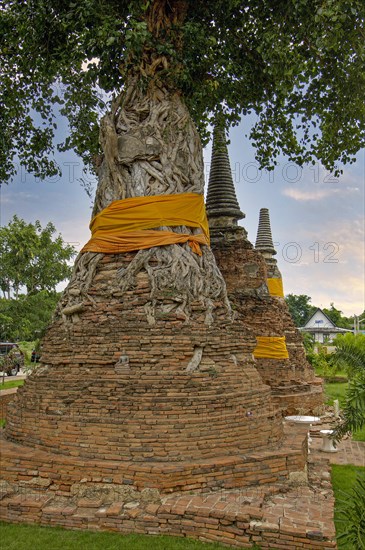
(330, 333, 365, 440)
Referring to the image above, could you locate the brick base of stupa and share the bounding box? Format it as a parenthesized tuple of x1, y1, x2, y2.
(0, 249, 333, 547)
(0, 422, 336, 549)
(5, 251, 284, 466)
(271, 380, 324, 416)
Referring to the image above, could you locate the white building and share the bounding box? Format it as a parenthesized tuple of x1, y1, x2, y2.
(300, 308, 352, 344)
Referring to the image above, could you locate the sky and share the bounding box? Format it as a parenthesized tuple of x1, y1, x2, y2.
(1, 118, 364, 317)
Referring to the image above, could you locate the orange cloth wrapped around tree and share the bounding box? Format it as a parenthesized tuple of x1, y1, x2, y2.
(81, 193, 210, 256)
(253, 336, 289, 359)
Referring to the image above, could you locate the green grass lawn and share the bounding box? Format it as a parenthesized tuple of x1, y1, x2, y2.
(315, 365, 348, 379)
(353, 425, 365, 442)
(0, 379, 25, 390)
(18, 341, 35, 366)
(324, 381, 348, 406)
(331, 465, 365, 549)
(0, 523, 250, 550)
(324, 381, 365, 442)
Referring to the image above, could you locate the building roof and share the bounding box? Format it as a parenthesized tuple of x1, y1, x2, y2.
(299, 326, 352, 334)
(303, 308, 336, 328)
(300, 309, 354, 336)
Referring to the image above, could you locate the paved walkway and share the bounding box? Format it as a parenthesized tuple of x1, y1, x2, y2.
(0, 372, 26, 382)
(307, 412, 365, 468)
(0, 387, 18, 397)
(311, 436, 365, 467)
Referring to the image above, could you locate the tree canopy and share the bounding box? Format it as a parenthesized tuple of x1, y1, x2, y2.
(1, 0, 364, 183)
(322, 303, 353, 329)
(285, 293, 317, 326)
(0, 291, 60, 341)
(285, 294, 356, 328)
(0, 215, 76, 298)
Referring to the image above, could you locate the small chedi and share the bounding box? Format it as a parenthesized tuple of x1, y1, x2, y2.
(206, 126, 323, 415)
(254, 208, 323, 412)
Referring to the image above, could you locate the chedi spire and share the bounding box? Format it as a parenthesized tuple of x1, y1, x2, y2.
(206, 125, 244, 226)
(255, 207, 281, 280)
(255, 207, 276, 257)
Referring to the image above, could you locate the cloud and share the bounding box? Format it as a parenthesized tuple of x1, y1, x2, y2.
(282, 188, 333, 201)
(300, 218, 364, 266)
(56, 219, 91, 252)
(0, 195, 12, 205)
(281, 156, 363, 202)
(282, 185, 360, 201)
(284, 266, 365, 316)
(0, 190, 38, 205)
(278, 215, 364, 316)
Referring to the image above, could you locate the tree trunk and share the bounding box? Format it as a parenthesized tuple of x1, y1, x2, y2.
(60, 77, 229, 323)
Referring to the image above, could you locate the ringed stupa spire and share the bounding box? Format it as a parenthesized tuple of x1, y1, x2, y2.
(206, 125, 244, 227)
(255, 207, 277, 257)
(255, 207, 281, 280)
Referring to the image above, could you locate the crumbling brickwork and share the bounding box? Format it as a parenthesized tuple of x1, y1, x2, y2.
(5, 251, 286, 490)
(210, 226, 323, 415)
(0, 389, 17, 421)
(0, 422, 336, 549)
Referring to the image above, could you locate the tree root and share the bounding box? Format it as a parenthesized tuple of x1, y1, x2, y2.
(56, 252, 103, 324)
(186, 347, 203, 372)
(117, 242, 230, 324)
(92, 89, 204, 214)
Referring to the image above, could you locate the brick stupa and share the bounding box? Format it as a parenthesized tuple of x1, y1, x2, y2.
(3, 253, 289, 489)
(255, 208, 323, 412)
(0, 122, 334, 549)
(255, 207, 280, 277)
(2, 118, 298, 495)
(206, 126, 245, 227)
(207, 126, 323, 415)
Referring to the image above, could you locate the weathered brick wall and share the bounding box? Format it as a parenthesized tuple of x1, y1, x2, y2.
(210, 228, 268, 297)
(0, 421, 306, 495)
(271, 384, 324, 416)
(0, 389, 17, 421)
(0, 424, 336, 549)
(5, 250, 284, 489)
(211, 226, 323, 414)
